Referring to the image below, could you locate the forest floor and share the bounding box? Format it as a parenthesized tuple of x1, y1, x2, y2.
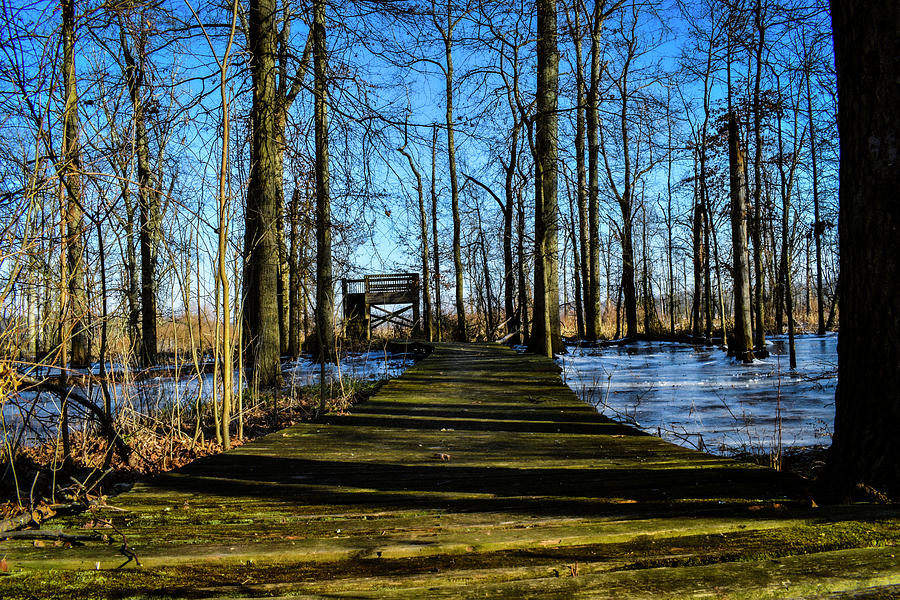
(1, 343, 898, 599)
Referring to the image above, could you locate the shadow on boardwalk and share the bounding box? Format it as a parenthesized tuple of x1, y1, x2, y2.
(2, 343, 898, 599)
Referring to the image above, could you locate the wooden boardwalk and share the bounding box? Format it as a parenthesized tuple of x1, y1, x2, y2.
(3, 343, 899, 598)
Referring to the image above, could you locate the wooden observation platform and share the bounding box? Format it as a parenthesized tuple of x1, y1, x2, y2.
(342, 273, 420, 338)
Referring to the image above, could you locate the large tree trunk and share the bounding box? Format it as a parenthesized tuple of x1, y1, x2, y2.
(729, 114, 754, 363)
(313, 0, 335, 363)
(823, 0, 899, 501)
(245, 0, 283, 387)
(530, 0, 561, 357)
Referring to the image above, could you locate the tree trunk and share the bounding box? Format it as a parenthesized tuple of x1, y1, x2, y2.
(399, 143, 432, 340)
(61, 0, 89, 369)
(530, 0, 561, 357)
(437, 9, 467, 342)
(824, 0, 900, 500)
(119, 21, 159, 367)
(751, 0, 766, 350)
(124, 193, 140, 358)
(585, 3, 602, 341)
(775, 77, 798, 369)
(691, 180, 704, 340)
(702, 193, 712, 340)
(503, 137, 517, 342)
(516, 187, 529, 345)
(313, 0, 335, 364)
(275, 32, 312, 355)
(729, 113, 754, 363)
(805, 57, 826, 335)
(431, 126, 443, 342)
(287, 187, 302, 358)
(567, 5, 590, 341)
(245, 0, 283, 387)
(215, 10, 237, 448)
(569, 187, 585, 338)
(641, 194, 650, 334)
(666, 89, 676, 336)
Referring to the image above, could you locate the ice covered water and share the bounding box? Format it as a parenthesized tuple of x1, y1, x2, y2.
(283, 350, 416, 386)
(558, 334, 837, 455)
(5, 350, 416, 442)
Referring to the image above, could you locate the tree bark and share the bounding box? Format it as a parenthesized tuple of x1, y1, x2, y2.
(313, 0, 335, 363)
(245, 0, 283, 387)
(729, 113, 754, 363)
(530, 0, 561, 357)
(823, 0, 899, 500)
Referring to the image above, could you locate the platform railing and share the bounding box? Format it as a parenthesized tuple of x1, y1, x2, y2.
(364, 273, 419, 295)
(344, 279, 366, 295)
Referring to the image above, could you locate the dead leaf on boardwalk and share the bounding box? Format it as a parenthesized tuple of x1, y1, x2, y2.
(82, 520, 113, 529)
(432, 453, 451, 461)
(0, 557, 8, 572)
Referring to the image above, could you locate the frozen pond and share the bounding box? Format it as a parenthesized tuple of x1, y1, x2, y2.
(5, 349, 417, 441)
(283, 349, 416, 387)
(558, 334, 837, 455)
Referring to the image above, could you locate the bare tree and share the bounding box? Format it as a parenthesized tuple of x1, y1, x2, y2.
(431, 0, 472, 342)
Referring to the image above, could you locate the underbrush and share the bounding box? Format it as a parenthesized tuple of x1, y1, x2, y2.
(0, 377, 383, 527)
